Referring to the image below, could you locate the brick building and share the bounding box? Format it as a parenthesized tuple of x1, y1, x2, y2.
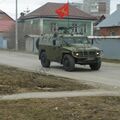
(97, 10, 120, 36)
(0, 10, 15, 49)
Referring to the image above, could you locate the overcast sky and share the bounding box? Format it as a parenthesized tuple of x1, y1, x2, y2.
(0, 0, 120, 19)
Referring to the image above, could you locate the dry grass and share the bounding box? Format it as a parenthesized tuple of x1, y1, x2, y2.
(0, 97, 120, 120)
(0, 65, 93, 95)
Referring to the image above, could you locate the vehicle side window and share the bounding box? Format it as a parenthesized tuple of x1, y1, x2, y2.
(53, 38, 61, 46)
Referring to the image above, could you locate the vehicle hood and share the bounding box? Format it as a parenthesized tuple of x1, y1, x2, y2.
(63, 44, 100, 51)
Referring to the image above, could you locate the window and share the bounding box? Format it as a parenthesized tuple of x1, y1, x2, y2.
(98, 2, 106, 13)
(91, 3, 98, 12)
(51, 23, 58, 32)
(72, 24, 78, 33)
(83, 24, 87, 33)
(110, 32, 116, 36)
(79, 24, 87, 35)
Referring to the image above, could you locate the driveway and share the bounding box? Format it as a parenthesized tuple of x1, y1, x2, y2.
(0, 50, 120, 89)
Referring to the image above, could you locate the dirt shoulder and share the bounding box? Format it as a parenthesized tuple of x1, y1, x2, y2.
(0, 65, 93, 95)
(0, 97, 120, 120)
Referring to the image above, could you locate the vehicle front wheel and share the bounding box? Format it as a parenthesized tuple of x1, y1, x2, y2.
(40, 52, 50, 68)
(89, 60, 101, 70)
(63, 54, 75, 71)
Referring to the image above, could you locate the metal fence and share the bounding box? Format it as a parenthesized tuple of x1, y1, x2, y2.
(91, 36, 120, 60)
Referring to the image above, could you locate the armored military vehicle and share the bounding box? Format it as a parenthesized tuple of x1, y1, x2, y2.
(36, 32, 102, 71)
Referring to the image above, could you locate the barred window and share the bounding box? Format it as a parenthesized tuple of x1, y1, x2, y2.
(51, 23, 58, 32)
(72, 24, 78, 33)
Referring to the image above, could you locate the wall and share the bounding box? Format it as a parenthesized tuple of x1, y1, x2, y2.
(100, 27, 120, 36)
(0, 37, 7, 49)
(18, 18, 41, 50)
(92, 36, 120, 59)
(25, 36, 38, 53)
(18, 17, 93, 50)
(43, 18, 92, 36)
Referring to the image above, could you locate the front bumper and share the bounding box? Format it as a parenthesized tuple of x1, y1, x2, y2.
(75, 57, 101, 65)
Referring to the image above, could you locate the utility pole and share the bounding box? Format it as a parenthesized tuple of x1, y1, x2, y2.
(15, 0, 18, 50)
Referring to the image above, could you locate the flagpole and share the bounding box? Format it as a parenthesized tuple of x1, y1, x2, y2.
(67, 0, 70, 33)
(67, 0, 70, 31)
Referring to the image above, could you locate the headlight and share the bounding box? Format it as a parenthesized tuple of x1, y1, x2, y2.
(72, 52, 79, 57)
(75, 52, 79, 56)
(96, 51, 100, 55)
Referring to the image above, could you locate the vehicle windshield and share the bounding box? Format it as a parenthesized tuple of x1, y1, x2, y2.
(63, 37, 90, 45)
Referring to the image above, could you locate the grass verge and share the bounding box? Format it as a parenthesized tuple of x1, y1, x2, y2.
(0, 97, 120, 120)
(0, 65, 93, 95)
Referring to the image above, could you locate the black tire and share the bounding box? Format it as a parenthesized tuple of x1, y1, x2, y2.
(40, 52, 50, 68)
(89, 60, 101, 70)
(63, 54, 75, 71)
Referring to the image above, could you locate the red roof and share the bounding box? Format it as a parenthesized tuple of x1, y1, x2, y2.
(24, 2, 96, 20)
(0, 20, 14, 32)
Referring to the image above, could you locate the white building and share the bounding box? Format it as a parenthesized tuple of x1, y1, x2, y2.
(83, 0, 110, 17)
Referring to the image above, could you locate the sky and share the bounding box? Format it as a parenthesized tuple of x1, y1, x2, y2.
(0, 0, 120, 19)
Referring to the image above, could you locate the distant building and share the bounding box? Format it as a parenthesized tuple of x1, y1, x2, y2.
(97, 10, 120, 36)
(83, 0, 110, 17)
(70, 2, 83, 10)
(0, 10, 15, 49)
(117, 4, 120, 10)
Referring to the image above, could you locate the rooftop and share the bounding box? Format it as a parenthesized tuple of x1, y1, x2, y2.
(97, 10, 120, 28)
(23, 2, 96, 20)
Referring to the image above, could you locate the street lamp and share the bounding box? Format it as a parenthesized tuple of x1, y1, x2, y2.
(15, 0, 18, 50)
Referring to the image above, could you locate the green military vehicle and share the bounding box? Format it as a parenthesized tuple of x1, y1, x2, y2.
(36, 33, 102, 71)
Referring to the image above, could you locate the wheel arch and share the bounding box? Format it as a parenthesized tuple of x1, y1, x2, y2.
(61, 52, 73, 64)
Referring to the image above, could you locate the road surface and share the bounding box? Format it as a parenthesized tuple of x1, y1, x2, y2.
(0, 50, 120, 89)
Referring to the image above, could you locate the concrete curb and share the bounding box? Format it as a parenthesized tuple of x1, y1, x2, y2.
(0, 90, 120, 101)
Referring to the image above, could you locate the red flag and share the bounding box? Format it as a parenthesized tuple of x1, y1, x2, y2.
(55, 3, 69, 18)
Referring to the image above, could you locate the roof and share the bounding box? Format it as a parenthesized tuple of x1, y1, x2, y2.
(0, 9, 14, 21)
(0, 10, 4, 14)
(0, 20, 14, 32)
(23, 2, 96, 20)
(97, 10, 120, 28)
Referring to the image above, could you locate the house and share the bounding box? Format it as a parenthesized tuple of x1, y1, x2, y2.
(18, 2, 96, 50)
(97, 10, 120, 36)
(0, 10, 15, 49)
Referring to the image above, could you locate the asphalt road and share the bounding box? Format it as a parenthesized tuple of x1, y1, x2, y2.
(0, 50, 120, 89)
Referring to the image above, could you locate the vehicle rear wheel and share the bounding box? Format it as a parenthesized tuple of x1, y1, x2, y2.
(63, 54, 75, 71)
(40, 52, 50, 68)
(89, 59, 101, 70)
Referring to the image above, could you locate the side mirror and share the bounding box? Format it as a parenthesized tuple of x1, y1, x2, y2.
(53, 39, 56, 46)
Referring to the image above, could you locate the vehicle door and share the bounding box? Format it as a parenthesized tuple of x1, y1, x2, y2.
(49, 37, 62, 62)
